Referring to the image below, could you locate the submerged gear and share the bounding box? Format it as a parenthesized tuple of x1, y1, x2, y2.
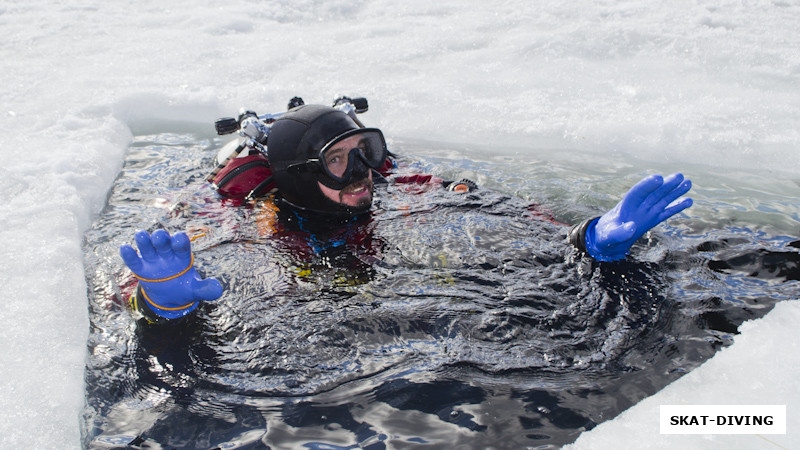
(268, 104, 383, 216)
(445, 178, 478, 193)
(211, 152, 276, 201)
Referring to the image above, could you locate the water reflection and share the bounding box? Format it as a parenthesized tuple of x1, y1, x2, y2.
(82, 133, 800, 449)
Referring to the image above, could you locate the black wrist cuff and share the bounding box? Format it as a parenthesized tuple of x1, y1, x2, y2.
(569, 217, 600, 254)
(129, 285, 174, 325)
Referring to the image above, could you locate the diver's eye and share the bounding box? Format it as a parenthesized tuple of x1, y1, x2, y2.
(324, 147, 349, 177)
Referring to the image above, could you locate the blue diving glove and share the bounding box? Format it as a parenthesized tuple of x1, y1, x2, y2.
(120, 229, 223, 319)
(584, 173, 692, 261)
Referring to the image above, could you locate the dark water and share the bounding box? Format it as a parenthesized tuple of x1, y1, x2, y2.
(82, 132, 800, 449)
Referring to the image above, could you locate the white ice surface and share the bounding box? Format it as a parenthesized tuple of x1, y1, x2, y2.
(1, 1, 798, 447)
(567, 300, 800, 450)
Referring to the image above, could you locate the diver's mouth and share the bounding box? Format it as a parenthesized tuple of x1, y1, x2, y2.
(339, 178, 373, 204)
(345, 183, 369, 195)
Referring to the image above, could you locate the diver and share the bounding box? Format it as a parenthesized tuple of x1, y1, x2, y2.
(120, 101, 693, 322)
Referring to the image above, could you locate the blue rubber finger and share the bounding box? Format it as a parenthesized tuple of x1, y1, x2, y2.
(150, 229, 175, 259)
(170, 232, 192, 257)
(192, 278, 224, 301)
(658, 197, 693, 222)
(642, 173, 685, 209)
(620, 175, 664, 210)
(120, 244, 144, 273)
(134, 230, 158, 261)
(652, 179, 692, 213)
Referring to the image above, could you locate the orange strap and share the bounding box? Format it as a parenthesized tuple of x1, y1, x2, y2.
(139, 285, 197, 312)
(133, 254, 194, 283)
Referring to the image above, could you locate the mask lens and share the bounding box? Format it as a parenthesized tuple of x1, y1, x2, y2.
(322, 147, 351, 179)
(319, 129, 387, 182)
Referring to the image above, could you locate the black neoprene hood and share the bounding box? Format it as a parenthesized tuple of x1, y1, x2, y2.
(267, 104, 369, 216)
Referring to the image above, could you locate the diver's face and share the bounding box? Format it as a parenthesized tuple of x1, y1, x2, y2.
(317, 169, 374, 208)
(316, 133, 375, 208)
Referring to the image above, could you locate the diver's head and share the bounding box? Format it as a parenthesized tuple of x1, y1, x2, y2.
(267, 104, 387, 216)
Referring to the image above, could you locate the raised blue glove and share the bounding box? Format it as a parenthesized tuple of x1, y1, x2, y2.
(584, 173, 692, 261)
(120, 229, 223, 319)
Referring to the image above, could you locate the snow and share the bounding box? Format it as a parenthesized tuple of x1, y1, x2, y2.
(1, 0, 798, 447)
(567, 299, 800, 450)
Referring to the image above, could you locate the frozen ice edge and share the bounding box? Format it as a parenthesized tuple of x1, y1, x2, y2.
(568, 300, 800, 449)
(2, 0, 799, 445)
